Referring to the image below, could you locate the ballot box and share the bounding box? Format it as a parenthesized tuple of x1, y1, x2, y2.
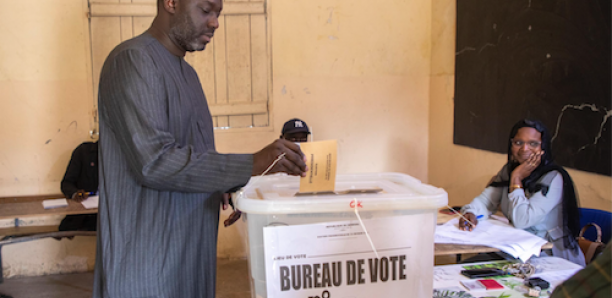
(235, 173, 448, 298)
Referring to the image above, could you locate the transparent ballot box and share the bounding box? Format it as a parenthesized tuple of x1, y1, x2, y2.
(235, 172, 448, 298)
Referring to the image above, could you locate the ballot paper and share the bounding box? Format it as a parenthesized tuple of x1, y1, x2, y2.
(80, 195, 99, 209)
(299, 140, 337, 193)
(42, 198, 68, 209)
(434, 217, 548, 262)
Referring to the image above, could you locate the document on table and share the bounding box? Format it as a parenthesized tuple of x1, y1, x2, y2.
(434, 217, 548, 262)
(80, 195, 99, 209)
(42, 198, 68, 209)
(530, 257, 583, 291)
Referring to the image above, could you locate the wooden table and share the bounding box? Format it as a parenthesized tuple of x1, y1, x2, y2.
(435, 242, 554, 256)
(433, 257, 583, 297)
(0, 194, 98, 289)
(0, 194, 96, 219)
(434, 209, 554, 260)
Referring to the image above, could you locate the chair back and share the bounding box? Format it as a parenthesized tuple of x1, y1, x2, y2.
(579, 208, 612, 244)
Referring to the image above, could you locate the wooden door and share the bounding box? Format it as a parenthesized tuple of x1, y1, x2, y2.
(89, 0, 270, 128)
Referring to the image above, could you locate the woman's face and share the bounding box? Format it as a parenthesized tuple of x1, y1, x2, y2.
(511, 127, 542, 164)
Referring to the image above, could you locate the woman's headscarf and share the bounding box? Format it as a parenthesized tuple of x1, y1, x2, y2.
(490, 119, 580, 249)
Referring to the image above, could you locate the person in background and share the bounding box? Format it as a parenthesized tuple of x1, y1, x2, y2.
(280, 118, 311, 143)
(59, 141, 98, 231)
(459, 119, 585, 265)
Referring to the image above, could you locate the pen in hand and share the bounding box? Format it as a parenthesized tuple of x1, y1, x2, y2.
(460, 214, 484, 231)
(72, 190, 96, 203)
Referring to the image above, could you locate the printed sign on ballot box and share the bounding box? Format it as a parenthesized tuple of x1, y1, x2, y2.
(263, 213, 435, 298)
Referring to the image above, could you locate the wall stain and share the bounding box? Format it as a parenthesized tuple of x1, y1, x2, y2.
(67, 120, 78, 131)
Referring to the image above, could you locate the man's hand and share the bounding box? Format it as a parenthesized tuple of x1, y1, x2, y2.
(221, 193, 230, 210)
(458, 212, 478, 231)
(71, 189, 89, 203)
(221, 193, 243, 227)
(252, 139, 308, 176)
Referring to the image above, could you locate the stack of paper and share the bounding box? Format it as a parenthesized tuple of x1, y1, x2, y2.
(80, 195, 99, 209)
(435, 217, 548, 262)
(42, 198, 68, 209)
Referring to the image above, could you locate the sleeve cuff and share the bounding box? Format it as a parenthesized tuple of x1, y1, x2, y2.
(508, 188, 526, 200)
(221, 154, 254, 193)
(460, 206, 476, 216)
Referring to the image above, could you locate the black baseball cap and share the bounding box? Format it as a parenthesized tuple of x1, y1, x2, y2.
(282, 118, 310, 135)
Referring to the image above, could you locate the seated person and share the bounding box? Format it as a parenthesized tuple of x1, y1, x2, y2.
(59, 141, 98, 231)
(459, 119, 585, 265)
(280, 118, 310, 143)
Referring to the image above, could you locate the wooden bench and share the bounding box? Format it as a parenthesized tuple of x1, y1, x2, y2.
(0, 195, 97, 219)
(0, 226, 97, 281)
(0, 194, 98, 294)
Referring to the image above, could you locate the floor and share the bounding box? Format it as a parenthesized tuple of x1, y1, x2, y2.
(0, 255, 462, 298)
(0, 259, 251, 298)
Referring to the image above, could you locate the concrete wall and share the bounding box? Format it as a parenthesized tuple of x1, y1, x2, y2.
(0, 0, 95, 196)
(0, 0, 98, 277)
(216, 0, 433, 259)
(1, 0, 609, 278)
(2, 0, 433, 276)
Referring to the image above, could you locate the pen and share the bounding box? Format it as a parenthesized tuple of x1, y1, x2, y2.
(87, 191, 97, 196)
(465, 215, 484, 226)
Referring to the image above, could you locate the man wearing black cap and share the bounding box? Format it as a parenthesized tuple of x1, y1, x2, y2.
(281, 118, 311, 143)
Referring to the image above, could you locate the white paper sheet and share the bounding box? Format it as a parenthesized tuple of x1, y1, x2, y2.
(80, 195, 99, 209)
(434, 217, 548, 262)
(263, 214, 435, 298)
(42, 198, 68, 209)
(529, 257, 583, 291)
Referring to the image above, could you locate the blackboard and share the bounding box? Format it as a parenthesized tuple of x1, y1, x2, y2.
(454, 0, 611, 176)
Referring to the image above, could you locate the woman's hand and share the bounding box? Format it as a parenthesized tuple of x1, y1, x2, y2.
(459, 212, 478, 231)
(511, 151, 544, 183)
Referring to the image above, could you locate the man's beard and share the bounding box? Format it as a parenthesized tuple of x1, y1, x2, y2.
(169, 14, 206, 52)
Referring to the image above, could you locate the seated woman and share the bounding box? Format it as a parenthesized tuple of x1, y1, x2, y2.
(459, 119, 585, 265)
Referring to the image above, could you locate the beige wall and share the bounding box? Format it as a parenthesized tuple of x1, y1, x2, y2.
(0, 0, 96, 197)
(216, 0, 432, 258)
(216, 0, 431, 177)
(0, 0, 98, 277)
(2, 0, 433, 275)
(428, 0, 612, 212)
(1, 0, 610, 278)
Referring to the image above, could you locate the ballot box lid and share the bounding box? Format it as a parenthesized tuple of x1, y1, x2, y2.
(235, 172, 448, 214)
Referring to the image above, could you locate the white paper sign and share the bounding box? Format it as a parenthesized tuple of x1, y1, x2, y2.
(263, 213, 434, 298)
